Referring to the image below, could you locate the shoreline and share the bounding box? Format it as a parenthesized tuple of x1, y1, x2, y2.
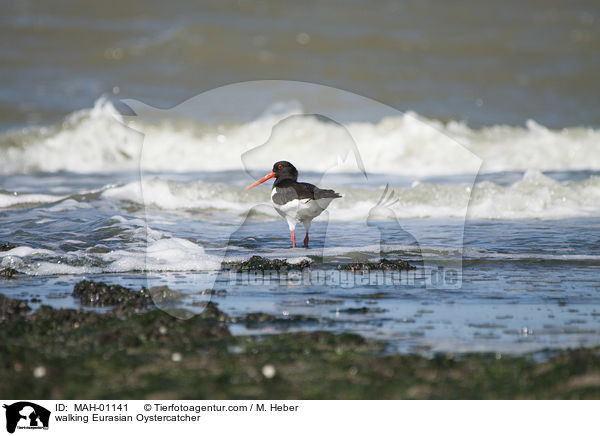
(1, 280, 599, 399)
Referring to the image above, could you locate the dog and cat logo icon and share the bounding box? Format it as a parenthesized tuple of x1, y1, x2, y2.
(3, 402, 50, 433)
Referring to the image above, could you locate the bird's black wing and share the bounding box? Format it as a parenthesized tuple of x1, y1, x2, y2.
(298, 182, 342, 200)
(272, 181, 311, 205)
(272, 181, 342, 205)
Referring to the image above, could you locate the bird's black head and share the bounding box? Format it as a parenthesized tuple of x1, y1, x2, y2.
(272, 161, 298, 182)
(245, 161, 299, 190)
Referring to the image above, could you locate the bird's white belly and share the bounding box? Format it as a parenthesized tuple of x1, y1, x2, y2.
(271, 191, 333, 230)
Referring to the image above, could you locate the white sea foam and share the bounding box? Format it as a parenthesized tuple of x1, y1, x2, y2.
(1, 237, 222, 275)
(0, 246, 55, 258)
(0, 192, 65, 208)
(101, 170, 600, 220)
(105, 238, 222, 272)
(1, 98, 599, 176)
(3, 170, 599, 219)
(0, 98, 142, 174)
(102, 177, 276, 215)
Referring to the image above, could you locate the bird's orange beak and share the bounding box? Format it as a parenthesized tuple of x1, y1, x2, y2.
(245, 171, 275, 190)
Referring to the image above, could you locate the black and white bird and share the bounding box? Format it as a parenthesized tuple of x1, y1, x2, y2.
(245, 161, 342, 248)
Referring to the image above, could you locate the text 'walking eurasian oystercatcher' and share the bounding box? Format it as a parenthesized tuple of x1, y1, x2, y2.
(245, 161, 342, 248)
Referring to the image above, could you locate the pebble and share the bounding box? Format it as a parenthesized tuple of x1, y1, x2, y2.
(33, 366, 46, 378)
(262, 364, 276, 379)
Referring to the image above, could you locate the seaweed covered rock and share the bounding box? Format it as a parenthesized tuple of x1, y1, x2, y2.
(225, 255, 312, 272)
(73, 280, 152, 314)
(0, 294, 31, 322)
(336, 258, 415, 271)
(232, 311, 321, 327)
(28, 305, 110, 332)
(1, 287, 600, 399)
(0, 242, 17, 252)
(201, 301, 229, 322)
(337, 307, 386, 314)
(148, 286, 186, 305)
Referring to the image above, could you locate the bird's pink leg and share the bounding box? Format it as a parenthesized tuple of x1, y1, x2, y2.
(303, 232, 309, 248)
(290, 230, 296, 248)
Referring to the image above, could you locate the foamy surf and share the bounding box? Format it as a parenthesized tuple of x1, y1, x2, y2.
(97, 170, 600, 220)
(1, 98, 599, 176)
(1, 239, 222, 276)
(3, 235, 599, 277)
(0, 191, 66, 208)
(2, 169, 599, 220)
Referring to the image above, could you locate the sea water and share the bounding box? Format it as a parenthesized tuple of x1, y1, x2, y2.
(1, 0, 599, 354)
(1, 100, 599, 354)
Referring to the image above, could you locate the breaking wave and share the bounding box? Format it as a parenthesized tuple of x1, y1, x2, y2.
(100, 169, 600, 220)
(1, 98, 599, 176)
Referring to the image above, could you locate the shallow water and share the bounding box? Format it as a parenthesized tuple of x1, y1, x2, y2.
(1, 165, 599, 354)
(1, 1, 599, 355)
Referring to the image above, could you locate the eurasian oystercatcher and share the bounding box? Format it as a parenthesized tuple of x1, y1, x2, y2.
(245, 161, 342, 248)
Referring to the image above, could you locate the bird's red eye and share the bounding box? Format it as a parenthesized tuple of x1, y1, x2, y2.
(278, 164, 283, 169)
